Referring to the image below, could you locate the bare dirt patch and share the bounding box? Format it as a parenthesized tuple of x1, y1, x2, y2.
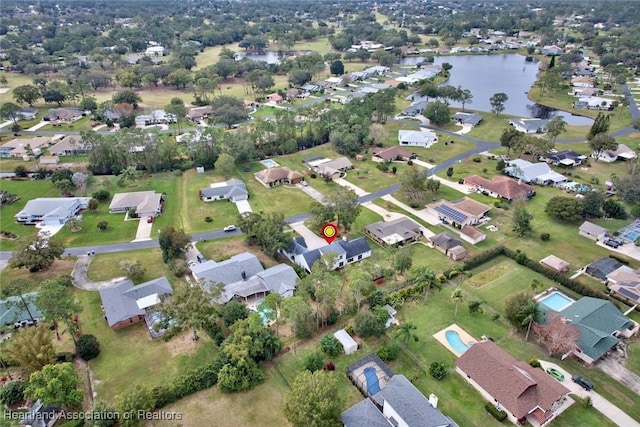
(165, 331, 205, 357)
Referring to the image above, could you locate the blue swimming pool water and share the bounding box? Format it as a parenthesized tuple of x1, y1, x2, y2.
(539, 292, 574, 312)
(623, 230, 640, 241)
(250, 300, 274, 325)
(363, 367, 380, 395)
(261, 159, 279, 168)
(445, 330, 474, 354)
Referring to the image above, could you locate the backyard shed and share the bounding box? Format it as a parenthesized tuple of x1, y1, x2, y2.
(334, 329, 358, 355)
(539, 255, 570, 273)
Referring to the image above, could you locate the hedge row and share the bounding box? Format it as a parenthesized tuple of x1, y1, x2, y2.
(152, 359, 223, 409)
(485, 402, 508, 422)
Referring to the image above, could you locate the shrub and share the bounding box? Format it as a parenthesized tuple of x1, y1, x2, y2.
(205, 216, 213, 222)
(14, 165, 28, 178)
(472, 157, 482, 163)
(309, 172, 317, 179)
(320, 334, 342, 357)
(635, 237, 640, 247)
(376, 163, 389, 172)
(76, 334, 100, 361)
(303, 351, 324, 373)
(540, 233, 550, 241)
(376, 341, 400, 362)
(0, 381, 27, 406)
(407, 160, 413, 166)
(391, 166, 397, 174)
(152, 360, 222, 409)
(591, 176, 600, 184)
(446, 167, 454, 177)
(482, 168, 488, 173)
(324, 361, 336, 371)
(496, 159, 506, 171)
(528, 359, 541, 368)
(631, 204, 640, 218)
(173, 170, 183, 177)
(485, 403, 508, 421)
(55, 352, 74, 363)
(92, 189, 111, 201)
(608, 255, 629, 265)
(429, 361, 449, 380)
(97, 221, 108, 231)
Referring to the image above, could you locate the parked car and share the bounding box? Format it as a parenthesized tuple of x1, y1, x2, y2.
(604, 239, 620, 248)
(223, 225, 237, 232)
(572, 375, 594, 391)
(301, 181, 309, 187)
(188, 260, 196, 268)
(146, 216, 154, 223)
(546, 367, 565, 382)
(196, 254, 206, 263)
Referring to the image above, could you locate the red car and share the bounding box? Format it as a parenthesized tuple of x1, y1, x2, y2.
(146, 216, 153, 223)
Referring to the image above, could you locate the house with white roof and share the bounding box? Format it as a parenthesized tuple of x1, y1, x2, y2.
(504, 159, 567, 185)
(592, 143, 637, 163)
(282, 236, 371, 274)
(398, 129, 438, 148)
(508, 118, 549, 134)
(145, 45, 166, 56)
(15, 197, 90, 225)
(135, 110, 177, 126)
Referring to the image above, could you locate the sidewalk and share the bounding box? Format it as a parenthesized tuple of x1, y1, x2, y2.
(381, 195, 440, 229)
(411, 159, 473, 194)
(334, 176, 369, 196)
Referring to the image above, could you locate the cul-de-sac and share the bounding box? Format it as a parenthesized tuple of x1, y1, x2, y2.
(1, 1, 640, 426)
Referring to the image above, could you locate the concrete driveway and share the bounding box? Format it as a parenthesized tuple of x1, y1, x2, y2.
(297, 183, 325, 203)
(289, 221, 327, 250)
(132, 217, 153, 242)
(539, 360, 640, 427)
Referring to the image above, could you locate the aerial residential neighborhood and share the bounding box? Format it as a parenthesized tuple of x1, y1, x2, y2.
(1, 1, 640, 426)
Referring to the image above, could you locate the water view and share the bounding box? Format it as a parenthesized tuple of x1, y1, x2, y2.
(234, 51, 284, 64)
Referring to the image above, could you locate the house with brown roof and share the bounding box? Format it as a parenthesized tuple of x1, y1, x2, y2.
(456, 340, 570, 426)
(254, 166, 303, 188)
(426, 197, 491, 227)
(187, 106, 212, 122)
(539, 255, 569, 273)
(49, 135, 91, 156)
(0, 136, 52, 159)
(464, 175, 535, 203)
(266, 93, 284, 104)
(571, 76, 595, 88)
(460, 225, 486, 245)
(429, 232, 467, 260)
(371, 146, 415, 163)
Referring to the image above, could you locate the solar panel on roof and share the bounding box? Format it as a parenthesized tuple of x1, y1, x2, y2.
(434, 205, 468, 223)
(617, 288, 640, 301)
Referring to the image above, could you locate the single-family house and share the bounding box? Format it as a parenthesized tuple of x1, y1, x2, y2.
(187, 106, 212, 122)
(398, 129, 438, 148)
(606, 266, 640, 304)
(109, 191, 163, 217)
(49, 135, 91, 156)
(19, 400, 61, 427)
(580, 96, 614, 111)
(45, 108, 83, 122)
(578, 221, 609, 241)
(464, 175, 535, 202)
(592, 144, 637, 163)
(17, 108, 38, 120)
(39, 155, 59, 165)
(200, 179, 248, 202)
(135, 110, 177, 126)
(557, 297, 638, 364)
(456, 340, 570, 425)
(334, 329, 358, 355)
(452, 112, 483, 127)
(509, 118, 549, 134)
(547, 150, 586, 167)
(0, 136, 51, 159)
(0, 292, 41, 326)
(585, 257, 623, 281)
(15, 197, 90, 225)
(98, 277, 173, 331)
(504, 159, 567, 186)
(571, 87, 601, 97)
(428, 232, 467, 260)
(343, 374, 459, 427)
(364, 217, 424, 247)
(266, 93, 284, 104)
(312, 157, 354, 177)
(539, 255, 570, 273)
(401, 100, 428, 116)
(145, 45, 166, 56)
(571, 76, 595, 88)
(541, 45, 564, 56)
(426, 197, 491, 227)
(190, 252, 298, 303)
(285, 88, 301, 100)
(371, 146, 415, 163)
(254, 166, 304, 187)
(460, 225, 486, 245)
(282, 236, 371, 273)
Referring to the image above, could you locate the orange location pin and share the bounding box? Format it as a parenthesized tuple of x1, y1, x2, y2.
(321, 223, 338, 244)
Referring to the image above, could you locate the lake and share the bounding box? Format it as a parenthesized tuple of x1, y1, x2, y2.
(234, 51, 283, 64)
(408, 54, 593, 125)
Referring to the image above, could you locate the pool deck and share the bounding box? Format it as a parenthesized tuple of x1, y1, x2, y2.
(433, 324, 477, 358)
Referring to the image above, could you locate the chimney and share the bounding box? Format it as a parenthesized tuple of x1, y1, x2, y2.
(241, 271, 246, 280)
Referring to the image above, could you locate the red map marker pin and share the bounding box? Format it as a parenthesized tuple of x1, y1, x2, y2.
(321, 223, 338, 244)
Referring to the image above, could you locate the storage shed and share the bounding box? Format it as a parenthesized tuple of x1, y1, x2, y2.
(334, 329, 358, 355)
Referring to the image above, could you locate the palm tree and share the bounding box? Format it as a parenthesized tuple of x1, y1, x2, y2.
(411, 266, 440, 303)
(395, 322, 419, 348)
(451, 289, 464, 321)
(530, 279, 543, 293)
(519, 300, 540, 341)
(448, 265, 470, 288)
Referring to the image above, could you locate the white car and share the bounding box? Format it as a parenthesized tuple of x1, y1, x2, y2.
(188, 260, 196, 268)
(223, 225, 237, 232)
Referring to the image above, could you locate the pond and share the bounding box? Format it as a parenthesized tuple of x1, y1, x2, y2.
(406, 54, 592, 125)
(234, 51, 285, 64)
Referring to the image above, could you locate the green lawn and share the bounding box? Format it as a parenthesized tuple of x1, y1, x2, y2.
(627, 341, 640, 376)
(86, 247, 174, 283)
(38, 115, 94, 131)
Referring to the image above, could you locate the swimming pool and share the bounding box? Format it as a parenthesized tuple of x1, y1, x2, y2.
(363, 367, 381, 395)
(619, 220, 640, 243)
(538, 291, 574, 312)
(249, 300, 274, 325)
(445, 330, 474, 355)
(260, 159, 279, 168)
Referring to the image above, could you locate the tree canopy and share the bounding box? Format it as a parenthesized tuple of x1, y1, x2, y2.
(9, 233, 65, 272)
(284, 370, 343, 427)
(25, 362, 83, 408)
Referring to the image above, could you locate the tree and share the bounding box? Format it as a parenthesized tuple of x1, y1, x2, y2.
(55, 179, 75, 196)
(546, 116, 566, 142)
(582, 191, 604, 218)
(119, 166, 140, 186)
(424, 100, 450, 125)
(222, 300, 250, 328)
(3, 324, 55, 373)
(425, 178, 441, 193)
(354, 307, 388, 338)
(92, 189, 111, 201)
(500, 127, 524, 157)
(165, 68, 192, 89)
(210, 95, 248, 128)
(589, 133, 617, 161)
(288, 70, 313, 87)
(87, 198, 99, 212)
(284, 370, 342, 427)
(281, 296, 313, 353)
(119, 260, 146, 280)
(451, 289, 464, 321)
(532, 311, 580, 356)
(468, 300, 483, 314)
(545, 196, 584, 222)
(613, 172, 640, 204)
(400, 167, 428, 208)
(251, 213, 290, 259)
(25, 363, 83, 408)
(0, 102, 22, 128)
(160, 282, 220, 341)
(519, 300, 540, 341)
(393, 246, 413, 277)
(158, 226, 191, 261)
(9, 233, 65, 272)
(489, 92, 509, 116)
(395, 322, 418, 347)
(603, 199, 627, 219)
(112, 89, 142, 109)
(325, 187, 361, 232)
(320, 334, 342, 357)
(347, 267, 374, 311)
(587, 112, 611, 140)
(76, 334, 100, 361)
(97, 221, 109, 231)
(429, 361, 449, 380)
(215, 153, 236, 178)
(303, 351, 325, 372)
(2, 278, 36, 320)
(35, 278, 82, 343)
(329, 60, 344, 76)
(115, 387, 156, 427)
(13, 85, 41, 106)
(633, 117, 640, 131)
(512, 201, 533, 236)
(505, 292, 536, 330)
(411, 266, 440, 303)
(458, 87, 473, 111)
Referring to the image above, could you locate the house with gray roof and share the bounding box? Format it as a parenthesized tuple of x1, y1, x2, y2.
(452, 112, 483, 126)
(364, 217, 423, 247)
(49, 135, 92, 156)
(504, 159, 567, 186)
(509, 118, 549, 134)
(15, 197, 90, 225)
(578, 221, 609, 241)
(398, 129, 438, 148)
(98, 277, 172, 331)
(0, 292, 41, 326)
(585, 257, 623, 281)
(191, 252, 298, 303)
(401, 100, 428, 116)
(558, 297, 638, 364)
(109, 191, 163, 217)
(282, 236, 371, 274)
(200, 179, 248, 203)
